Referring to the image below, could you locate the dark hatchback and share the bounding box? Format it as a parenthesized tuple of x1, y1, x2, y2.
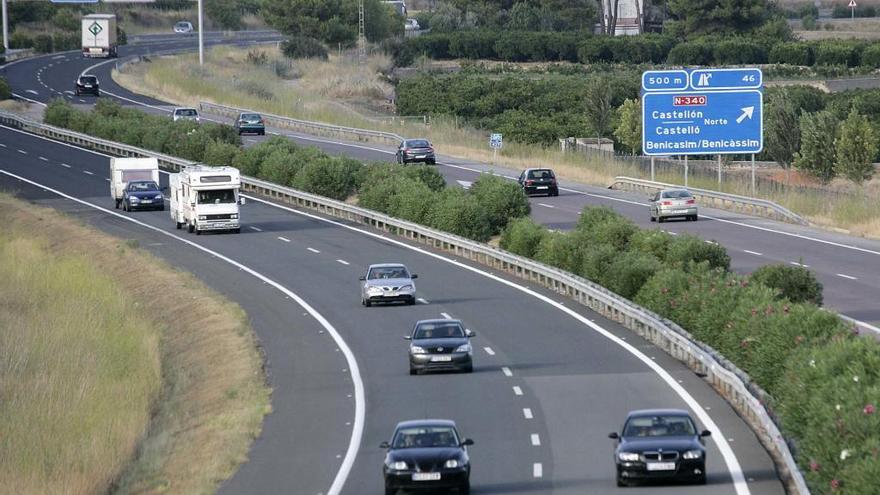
(518, 168, 558, 196)
(122, 180, 165, 211)
(233, 112, 265, 135)
(609, 409, 710, 486)
(381, 419, 473, 494)
(75, 75, 100, 96)
(397, 138, 436, 165)
(406, 319, 474, 375)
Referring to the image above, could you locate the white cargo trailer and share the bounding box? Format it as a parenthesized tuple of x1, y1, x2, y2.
(169, 165, 244, 234)
(82, 14, 118, 58)
(110, 157, 160, 209)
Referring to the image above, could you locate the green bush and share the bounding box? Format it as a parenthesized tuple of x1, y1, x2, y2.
(281, 36, 329, 60)
(769, 42, 814, 66)
(34, 34, 53, 54)
(861, 44, 880, 69)
(712, 39, 767, 65)
(665, 235, 731, 270)
(0, 77, 10, 100)
(44, 98, 78, 128)
(499, 218, 548, 258)
(534, 231, 583, 274)
(750, 264, 824, 306)
(401, 165, 446, 191)
(259, 149, 301, 187)
(388, 178, 438, 224)
(203, 141, 242, 167)
(606, 251, 663, 299)
(666, 41, 713, 65)
(579, 243, 619, 286)
(427, 189, 492, 242)
(814, 40, 863, 67)
(292, 157, 360, 200)
(628, 229, 674, 260)
(469, 173, 531, 234)
(10, 31, 34, 49)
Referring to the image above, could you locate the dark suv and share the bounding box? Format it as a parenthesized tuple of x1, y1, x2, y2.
(397, 139, 436, 165)
(518, 168, 558, 196)
(75, 75, 100, 96)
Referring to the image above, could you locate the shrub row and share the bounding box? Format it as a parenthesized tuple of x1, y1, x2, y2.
(280, 36, 328, 60)
(0, 77, 10, 100)
(42, 100, 531, 240)
(501, 207, 874, 493)
(10, 26, 126, 53)
(391, 29, 880, 69)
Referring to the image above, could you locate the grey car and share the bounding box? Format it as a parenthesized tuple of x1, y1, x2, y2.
(406, 319, 474, 374)
(360, 263, 418, 306)
(649, 189, 698, 223)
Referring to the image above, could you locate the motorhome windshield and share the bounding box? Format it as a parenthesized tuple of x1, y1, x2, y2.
(197, 189, 236, 204)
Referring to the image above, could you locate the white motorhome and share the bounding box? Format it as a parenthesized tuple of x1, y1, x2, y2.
(169, 165, 244, 234)
(110, 157, 160, 209)
(82, 14, 118, 58)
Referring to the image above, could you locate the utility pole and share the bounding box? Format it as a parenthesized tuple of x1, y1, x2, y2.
(198, 0, 204, 65)
(2, 0, 8, 51)
(357, 0, 366, 63)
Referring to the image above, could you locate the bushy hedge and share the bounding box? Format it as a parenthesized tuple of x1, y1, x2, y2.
(281, 36, 329, 60)
(0, 77, 10, 100)
(500, 205, 875, 493)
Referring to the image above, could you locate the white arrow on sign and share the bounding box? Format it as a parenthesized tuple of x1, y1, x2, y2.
(736, 106, 755, 124)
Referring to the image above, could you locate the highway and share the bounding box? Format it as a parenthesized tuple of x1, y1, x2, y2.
(5, 39, 877, 333)
(0, 120, 785, 494)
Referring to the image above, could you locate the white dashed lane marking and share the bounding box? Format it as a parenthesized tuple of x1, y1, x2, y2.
(416, 298, 429, 304)
(307, 247, 320, 253)
(60, 163, 71, 168)
(502, 367, 513, 377)
(440, 312, 453, 320)
(483, 347, 495, 356)
(743, 250, 763, 256)
(537, 203, 555, 209)
(336, 259, 350, 265)
(83, 170, 93, 175)
(523, 408, 533, 419)
(837, 273, 857, 280)
(533, 463, 543, 478)
(530, 434, 541, 446)
(17, 149, 27, 154)
(790, 261, 810, 268)
(512, 386, 523, 396)
(277, 236, 291, 243)
(248, 226, 263, 232)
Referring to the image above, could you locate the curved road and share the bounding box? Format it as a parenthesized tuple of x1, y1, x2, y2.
(0, 126, 784, 493)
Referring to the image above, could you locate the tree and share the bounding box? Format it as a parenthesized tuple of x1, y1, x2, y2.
(834, 108, 878, 184)
(765, 89, 800, 170)
(614, 98, 641, 154)
(585, 76, 613, 138)
(666, 0, 768, 37)
(205, 0, 243, 30)
(794, 111, 838, 183)
(261, 0, 400, 46)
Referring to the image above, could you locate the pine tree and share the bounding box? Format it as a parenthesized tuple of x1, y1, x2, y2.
(613, 98, 642, 155)
(794, 111, 838, 183)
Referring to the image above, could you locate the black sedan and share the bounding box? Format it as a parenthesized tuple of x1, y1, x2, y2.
(406, 319, 474, 375)
(122, 180, 165, 212)
(397, 138, 436, 165)
(609, 409, 710, 486)
(517, 168, 558, 196)
(381, 419, 473, 494)
(74, 75, 100, 96)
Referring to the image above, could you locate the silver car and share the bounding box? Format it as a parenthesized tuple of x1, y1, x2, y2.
(172, 107, 200, 123)
(360, 263, 417, 306)
(649, 189, 698, 223)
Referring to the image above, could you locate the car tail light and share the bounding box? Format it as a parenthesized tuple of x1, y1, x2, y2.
(661, 201, 672, 206)
(526, 180, 534, 186)
(686, 199, 695, 204)
(550, 179, 557, 185)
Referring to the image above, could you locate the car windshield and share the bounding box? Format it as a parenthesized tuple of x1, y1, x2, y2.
(128, 181, 159, 192)
(80, 76, 97, 84)
(368, 266, 409, 280)
(623, 415, 696, 437)
(241, 113, 261, 120)
(528, 169, 554, 179)
(414, 322, 465, 340)
(176, 109, 198, 116)
(393, 426, 459, 449)
(661, 190, 692, 199)
(197, 189, 236, 204)
(406, 140, 430, 148)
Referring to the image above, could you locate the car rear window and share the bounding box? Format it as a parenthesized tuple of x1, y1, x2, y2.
(661, 190, 692, 199)
(80, 76, 97, 84)
(527, 169, 554, 179)
(414, 322, 464, 339)
(241, 114, 261, 120)
(176, 109, 198, 116)
(406, 139, 430, 148)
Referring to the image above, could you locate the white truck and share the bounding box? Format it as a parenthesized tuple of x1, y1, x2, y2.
(110, 157, 160, 209)
(169, 165, 244, 234)
(82, 14, 118, 58)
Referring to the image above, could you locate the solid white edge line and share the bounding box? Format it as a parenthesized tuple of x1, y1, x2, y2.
(533, 462, 543, 478)
(236, 195, 751, 495)
(743, 250, 763, 256)
(838, 314, 880, 336)
(0, 168, 365, 495)
(530, 433, 541, 446)
(512, 386, 523, 396)
(836, 273, 857, 280)
(501, 366, 513, 377)
(523, 408, 533, 419)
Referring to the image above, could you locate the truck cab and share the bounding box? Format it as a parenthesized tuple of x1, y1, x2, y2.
(169, 165, 245, 234)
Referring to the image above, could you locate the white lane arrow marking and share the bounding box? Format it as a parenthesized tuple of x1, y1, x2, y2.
(456, 180, 472, 189)
(736, 106, 755, 124)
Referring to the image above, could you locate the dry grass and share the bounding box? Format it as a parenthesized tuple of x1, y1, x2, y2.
(117, 6, 266, 35)
(0, 195, 270, 495)
(113, 46, 880, 238)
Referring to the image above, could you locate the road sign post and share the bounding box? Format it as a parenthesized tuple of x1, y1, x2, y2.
(849, 0, 857, 19)
(489, 133, 502, 164)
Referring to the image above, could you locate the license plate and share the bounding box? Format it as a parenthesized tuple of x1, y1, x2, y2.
(412, 472, 441, 481)
(431, 355, 453, 362)
(84, 84, 92, 88)
(416, 155, 426, 159)
(646, 462, 676, 471)
(140, 200, 152, 204)
(537, 186, 548, 189)
(386, 291, 398, 296)
(671, 209, 688, 214)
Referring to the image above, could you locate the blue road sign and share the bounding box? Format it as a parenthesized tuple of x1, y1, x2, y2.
(641, 70, 689, 92)
(642, 90, 763, 156)
(690, 68, 762, 90)
(51, 0, 99, 3)
(489, 133, 503, 149)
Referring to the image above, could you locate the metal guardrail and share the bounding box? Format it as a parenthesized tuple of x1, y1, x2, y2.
(0, 109, 810, 495)
(200, 101, 404, 147)
(610, 176, 809, 226)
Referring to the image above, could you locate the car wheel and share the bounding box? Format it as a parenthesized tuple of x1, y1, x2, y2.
(187, 222, 195, 233)
(657, 216, 665, 223)
(616, 477, 627, 487)
(115, 199, 121, 209)
(159, 206, 165, 212)
(176, 221, 182, 230)
(385, 487, 396, 495)
(427, 159, 436, 165)
(122, 201, 127, 212)
(458, 481, 470, 494)
(409, 366, 417, 376)
(650, 213, 655, 222)
(406, 297, 416, 306)
(463, 364, 473, 374)
(692, 215, 699, 222)
(364, 299, 371, 307)
(260, 130, 265, 136)
(195, 227, 202, 236)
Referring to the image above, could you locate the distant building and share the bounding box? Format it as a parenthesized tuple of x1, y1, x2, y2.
(599, 0, 644, 36)
(383, 0, 407, 17)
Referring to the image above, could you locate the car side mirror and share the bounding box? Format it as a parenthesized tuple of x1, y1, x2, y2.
(380, 441, 390, 449)
(700, 430, 711, 437)
(608, 432, 619, 439)
(466, 330, 476, 338)
(403, 336, 411, 340)
(461, 438, 474, 446)
(358, 276, 366, 281)
(410, 274, 418, 279)
(239, 197, 246, 206)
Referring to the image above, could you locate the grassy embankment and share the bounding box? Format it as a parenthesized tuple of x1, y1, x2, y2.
(0, 194, 270, 494)
(113, 45, 880, 237)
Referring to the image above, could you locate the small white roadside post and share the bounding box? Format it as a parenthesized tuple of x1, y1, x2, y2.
(198, 0, 204, 66)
